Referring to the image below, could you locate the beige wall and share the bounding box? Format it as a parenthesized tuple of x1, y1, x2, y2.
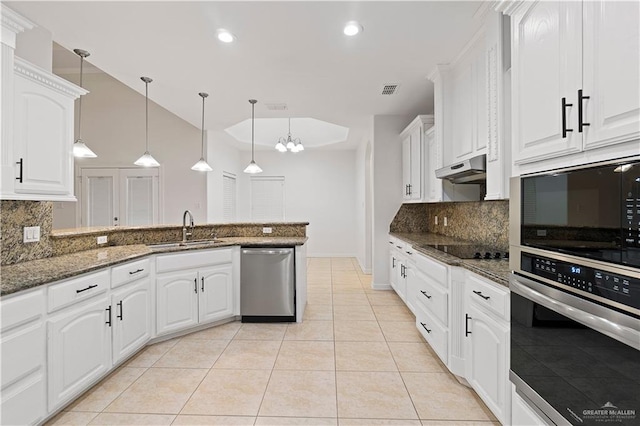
(54, 71, 207, 228)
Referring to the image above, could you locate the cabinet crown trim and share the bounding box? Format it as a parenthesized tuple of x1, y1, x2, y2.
(14, 57, 87, 98)
(1, 5, 35, 36)
(400, 114, 435, 139)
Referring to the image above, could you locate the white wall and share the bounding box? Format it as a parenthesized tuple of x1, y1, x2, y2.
(371, 115, 411, 288)
(235, 150, 358, 258)
(205, 130, 241, 222)
(355, 136, 373, 273)
(53, 71, 207, 228)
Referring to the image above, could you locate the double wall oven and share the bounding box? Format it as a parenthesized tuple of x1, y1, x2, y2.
(510, 156, 640, 425)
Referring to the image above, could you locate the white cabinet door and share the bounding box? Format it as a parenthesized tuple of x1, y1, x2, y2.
(48, 295, 111, 411)
(13, 67, 75, 199)
(582, 0, 640, 150)
(511, 1, 583, 164)
(465, 303, 509, 425)
(450, 62, 475, 161)
(111, 277, 152, 364)
(156, 270, 199, 336)
(409, 126, 422, 200)
(402, 136, 412, 200)
(198, 264, 234, 324)
(425, 128, 443, 202)
(389, 252, 399, 291)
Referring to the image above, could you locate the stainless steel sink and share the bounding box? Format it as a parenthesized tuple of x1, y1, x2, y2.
(148, 240, 223, 250)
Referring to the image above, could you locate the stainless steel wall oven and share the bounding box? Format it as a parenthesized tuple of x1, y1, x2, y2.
(509, 156, 640, 425)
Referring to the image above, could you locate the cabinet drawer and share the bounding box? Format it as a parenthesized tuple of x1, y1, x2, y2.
(389, 236, 406, 252)
(1, 321, 45, 388)
(414, 272, 448, 326)
(414, 253, 448, 287)
(111, 258, 150, 289)
(48, 270, 110, 313)
(1, 288, 44, 332)
(466, 273, 509, 319)
(156, 248, 232, 273)
(415, 302, 448, 365)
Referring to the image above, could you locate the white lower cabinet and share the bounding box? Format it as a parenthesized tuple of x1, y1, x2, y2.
(111, 277, 152, 364)
(0, 288, 46, 426)
(464, 272, 510, 425)
(47, 294, 112, 411)
(511, 385, 550, 426)
(156, 248, 236, 336)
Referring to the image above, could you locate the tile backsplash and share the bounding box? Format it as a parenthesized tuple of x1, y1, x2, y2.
(390, 200, 509, 251)
(1, 200, 54, 265)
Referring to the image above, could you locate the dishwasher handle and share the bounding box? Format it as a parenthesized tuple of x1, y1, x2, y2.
(241, 248, 293, 256)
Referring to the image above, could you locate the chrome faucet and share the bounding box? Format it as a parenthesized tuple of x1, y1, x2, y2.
(182, 210, 194, 243)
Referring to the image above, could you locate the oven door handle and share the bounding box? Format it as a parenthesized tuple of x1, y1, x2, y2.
(510, 274, 640, 350)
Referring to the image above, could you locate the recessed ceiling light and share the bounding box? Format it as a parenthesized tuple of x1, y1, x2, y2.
(343, 21, 363, 36)
(217, 29, 236, 43)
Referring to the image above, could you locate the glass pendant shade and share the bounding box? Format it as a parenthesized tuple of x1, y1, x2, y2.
(134, 151, 160, 167)
(243, 160, 263, 174)
(244, 99, 262, 174)
(73, 139, 97, 158)
(275, 141, 287, 152)
(286, 138, 295, 150)
(136, 76, 160, 167)
(192, 92, 213, 172)
(73, 49, 97, 158)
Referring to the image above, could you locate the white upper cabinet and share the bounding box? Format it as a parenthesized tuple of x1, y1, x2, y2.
(399, 115, 434, 202)
(509, 0, 639, 169)
(0, 8, 85, 202)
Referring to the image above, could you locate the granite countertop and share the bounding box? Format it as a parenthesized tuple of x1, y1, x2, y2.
(390, 232, 510, 287)
(1, 237, 308, 297)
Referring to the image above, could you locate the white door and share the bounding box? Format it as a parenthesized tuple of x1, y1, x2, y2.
(80, 167, 159, 227)
(250, 176, 285, 221)
(198, 264, 234, 324)
(156, 270, 199, 336)
(401, 136, 412, 200)
(111, 278, 152, 364)
(13, 73, 74, 198)
(511, 1, 583, 164)
(465, 303, 509, 425)
(222, 172, 237, 222)
(582, 0, 640, 150)
(47, 296, 111, 411)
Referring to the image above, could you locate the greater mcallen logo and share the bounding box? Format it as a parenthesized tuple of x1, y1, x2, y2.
(580, 402, 637, 423)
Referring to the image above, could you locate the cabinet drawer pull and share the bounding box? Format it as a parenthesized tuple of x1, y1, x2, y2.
(194, 278, 198, 294)
(129, 268, 144, 275)
(561, 97, 573, 138)
(472, 290, 490, 300)
(396, 245, 402, 249)
(406, 251, 412, 255)
(201, 277, 205, 292)
(389, 241, 393, 244)
(392, 257, 396, 268)
(465, 314, 472, 336)
(117, 300, 123, 320)
(106, 306, 112, 327)
(16, 158, 23, 183)
(578, 89, 590, 132)
(420, 322, 431, 333)
(407, 183, 412, 195)
(420, 290, 432, 299)
(76, 284, 98, 294)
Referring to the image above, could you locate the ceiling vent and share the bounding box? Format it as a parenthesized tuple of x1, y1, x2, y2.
(381, 84, 399, 95)
(265, 103, 288, 111)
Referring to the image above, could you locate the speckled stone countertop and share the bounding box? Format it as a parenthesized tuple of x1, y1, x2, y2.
(1, 237, 307, 297)
(390, 232, 510, 287)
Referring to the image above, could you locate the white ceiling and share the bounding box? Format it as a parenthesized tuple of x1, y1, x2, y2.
(7, 1, 486, 151)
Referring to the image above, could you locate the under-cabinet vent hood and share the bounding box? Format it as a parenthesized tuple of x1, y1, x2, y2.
(435, 154, 486, 184)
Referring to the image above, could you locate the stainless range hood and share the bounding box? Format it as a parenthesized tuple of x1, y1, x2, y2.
(435, 154, 486, 184)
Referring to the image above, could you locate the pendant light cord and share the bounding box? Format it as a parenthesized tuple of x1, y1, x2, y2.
(77, 55, 84, 140)
(251, 101, 255, 161)
(145, 80, 149, 152)
(201, 95, 206, 157)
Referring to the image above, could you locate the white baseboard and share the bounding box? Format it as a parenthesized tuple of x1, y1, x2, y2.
(371, 282, 392, 290)
(356, 256, 371, 274)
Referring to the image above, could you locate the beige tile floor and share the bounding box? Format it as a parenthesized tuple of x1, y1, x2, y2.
(47, 258, 499, 426)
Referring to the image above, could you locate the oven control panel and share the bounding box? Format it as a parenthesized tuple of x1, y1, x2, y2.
(521, 252, 640, 311)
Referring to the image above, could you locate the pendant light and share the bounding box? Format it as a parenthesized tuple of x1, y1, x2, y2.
(134, 77, 160, 167)
(243, 99, 263, 174)
(72, 49, 97, 158)
(191, 92, 213, 171)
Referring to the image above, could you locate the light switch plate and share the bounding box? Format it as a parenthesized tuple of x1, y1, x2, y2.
(262, 227, 273, 234)
(97, 236, 108, 244)
(435, 216, 438, 225)
(444, 217, 448, 227)
(23, 226, 41, 243)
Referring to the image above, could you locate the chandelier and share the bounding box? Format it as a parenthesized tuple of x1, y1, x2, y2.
(275, 118, 304, 153)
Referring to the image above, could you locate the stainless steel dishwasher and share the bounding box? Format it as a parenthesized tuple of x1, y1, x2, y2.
(240, 247, 295, 322)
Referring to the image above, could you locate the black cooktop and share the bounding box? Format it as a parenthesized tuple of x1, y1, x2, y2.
(422, 244, 509, 260)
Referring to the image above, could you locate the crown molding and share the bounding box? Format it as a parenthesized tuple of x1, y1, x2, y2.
(1, 5, 35, 48)
(15, 57, 88, 98)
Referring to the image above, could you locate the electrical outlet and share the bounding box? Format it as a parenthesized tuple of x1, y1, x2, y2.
(97, 235, 108, 244)
(444, 217, 448, 227)
(435, 216, 438, 225)
(262, 227, 273, 234)
(23, 226, 40, 243)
